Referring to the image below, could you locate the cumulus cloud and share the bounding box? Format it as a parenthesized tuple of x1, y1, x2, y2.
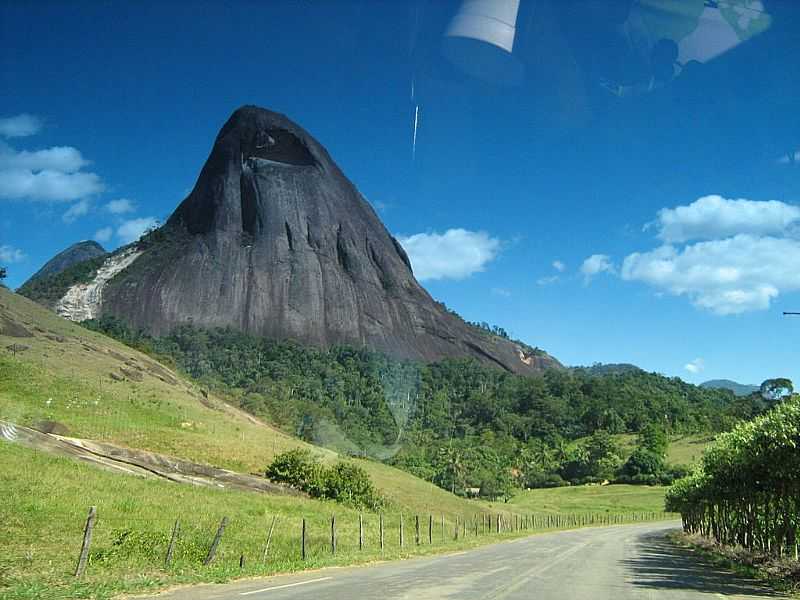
(651, 194, 800, 243)
(117, 217, 158, 244)
(684, 358, 705, 374)
(622, 195, 800, 314)
(622, 234, 800, 314)
(0, 137, 103, 202)
(0, 245, 26, 263)
(105, 198, 135, 214)
(94, 227, 113, 243)
(396, 228, 501, 281)
(580, 254, 615, 281)
(0, 114, 43, 138)
(552, 260, 566, 272)
(0, 143, 89, 173)
(62, 198, 91, 223)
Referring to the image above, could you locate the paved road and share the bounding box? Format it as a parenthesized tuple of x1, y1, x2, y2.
(144, 522, 783, 599)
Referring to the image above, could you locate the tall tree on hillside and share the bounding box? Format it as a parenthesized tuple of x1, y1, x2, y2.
(759, 378, 793, 401)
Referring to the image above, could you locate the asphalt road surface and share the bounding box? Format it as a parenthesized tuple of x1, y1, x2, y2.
(143, 522, 783, 599)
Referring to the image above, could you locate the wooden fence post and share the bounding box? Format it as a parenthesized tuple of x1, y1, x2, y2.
(415, 515, 420, 545)
(379, 513, 384, 552)
(331, 514, 337, 555)
(454, 516, 459, 540)
(441, 514, 445, 542)
(429, 515, 433, 544)
(165, 518, 180, 567)
(262, 516, 277, 563)
(301, 518, 307, 561)
(74, 506, 97, 578)
(400, 514, 404, 548)
(359, 514, 364, 551)
(463, 517, 467, 538)
(204, 516, 228, 566)
(239, 554, 246, 569)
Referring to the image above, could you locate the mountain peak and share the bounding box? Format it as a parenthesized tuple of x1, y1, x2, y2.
(28, 106, 560, 375)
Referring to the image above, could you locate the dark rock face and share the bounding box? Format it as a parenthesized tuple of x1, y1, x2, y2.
(103, 106, 559, 375)
(22, 241, 107, 287)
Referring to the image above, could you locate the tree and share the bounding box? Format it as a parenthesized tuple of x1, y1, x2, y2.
(759, 378, 793, 402)
(638, 423, 668, 457)
(0, 267, 6, 283)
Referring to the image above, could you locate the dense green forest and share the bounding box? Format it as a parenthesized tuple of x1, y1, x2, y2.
(83, 317, 772, 499)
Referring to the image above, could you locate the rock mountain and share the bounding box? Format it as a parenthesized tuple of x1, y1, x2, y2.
(23, 106, 560, 375)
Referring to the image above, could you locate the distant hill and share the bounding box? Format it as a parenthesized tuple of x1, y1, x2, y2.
(19, 240, 106, 288)
(572, 363, 644, 376)
(700, 379, 759, 396)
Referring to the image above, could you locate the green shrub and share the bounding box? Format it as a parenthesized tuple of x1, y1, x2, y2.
(265, 450, 384, 510)
(321, 462, 383, 510)
(264, 448, 324, 495)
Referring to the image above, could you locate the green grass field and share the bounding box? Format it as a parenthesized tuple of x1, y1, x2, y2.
(0, 288, 675, 599)
(502, 484, 668, 515)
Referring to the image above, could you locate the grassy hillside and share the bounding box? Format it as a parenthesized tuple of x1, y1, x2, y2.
(606, 433, 713, 466)
(0, 287, 477, 515)
(0, 441, 507, 600)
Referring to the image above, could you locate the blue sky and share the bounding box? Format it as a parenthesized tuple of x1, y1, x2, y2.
(2, 0, 799, 386)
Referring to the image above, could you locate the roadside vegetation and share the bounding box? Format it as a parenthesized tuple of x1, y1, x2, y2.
(666, 390, 800, 593)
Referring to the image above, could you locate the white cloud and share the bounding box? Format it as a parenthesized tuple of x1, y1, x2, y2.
(0, 169, 104, 202)
(0, 245, 26, 263)
(0, 143, 89, 173)
(62, 198, 91, 223)
(0, 114, 43, 138)
(652, 194, 800, 243)
(552, 260, 566, 272)
(622, 234, 800, 314)
(396, 228, 501, 281)
(117, 217, 158, 244)
(105, 198, 136, 214)
(94, 227, 113, 243)
(536, 275, 560, 286)
(580, 254, 615, 281)
(684, 358, 705, 374)
(0, 140, 103, 202)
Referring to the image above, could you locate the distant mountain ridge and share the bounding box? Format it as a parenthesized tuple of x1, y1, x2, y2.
(21, 241, 106, 287)
(700, 379, 759, 396)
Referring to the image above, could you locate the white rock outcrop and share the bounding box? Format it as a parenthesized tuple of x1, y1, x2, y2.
(56, 248, 142, 322)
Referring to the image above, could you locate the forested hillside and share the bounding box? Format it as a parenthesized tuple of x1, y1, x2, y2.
(84, 318, 769, 498)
